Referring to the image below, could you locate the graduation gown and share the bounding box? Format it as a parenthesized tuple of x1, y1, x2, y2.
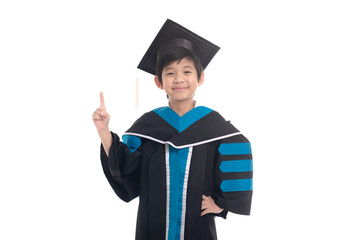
(100, 106, 253, 240)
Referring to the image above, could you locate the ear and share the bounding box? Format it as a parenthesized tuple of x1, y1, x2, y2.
(154, 76, 164, 89)
(198, 71, 205, 86)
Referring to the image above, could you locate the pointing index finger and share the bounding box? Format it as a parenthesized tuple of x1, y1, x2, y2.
(100, 91, 106, 109)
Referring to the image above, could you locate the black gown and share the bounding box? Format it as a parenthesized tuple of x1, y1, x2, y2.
(100, 106, 253, 240)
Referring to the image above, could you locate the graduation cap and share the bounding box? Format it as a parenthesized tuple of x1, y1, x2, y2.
(138, 19, 220, 75)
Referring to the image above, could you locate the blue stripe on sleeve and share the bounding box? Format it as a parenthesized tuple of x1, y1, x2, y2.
(220, 179, 253, 192)
(219, 160, 253, 172)
(122, 135, 141, 154)
(218, 142, 252, 155)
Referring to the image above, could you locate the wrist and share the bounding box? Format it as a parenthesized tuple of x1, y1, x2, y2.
(97, 127, 110, 134)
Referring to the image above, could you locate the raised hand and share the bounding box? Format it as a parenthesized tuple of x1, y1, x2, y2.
(92, 91, 110, 132)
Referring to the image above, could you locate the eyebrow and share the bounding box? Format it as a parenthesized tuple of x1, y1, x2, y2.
(164, 65, 194, 71)
(183, 65, 194, 69)
(164, 66, 174, 71)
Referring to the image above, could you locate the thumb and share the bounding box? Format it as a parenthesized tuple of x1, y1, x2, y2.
(100, 111, 108, 117)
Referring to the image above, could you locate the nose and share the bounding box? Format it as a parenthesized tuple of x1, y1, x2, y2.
(173, 75, 184, 84)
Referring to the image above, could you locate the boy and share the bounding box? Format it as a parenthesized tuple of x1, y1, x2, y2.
(92, 19, 253, 240)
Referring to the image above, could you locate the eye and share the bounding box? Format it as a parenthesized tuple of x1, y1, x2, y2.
(184, 71, 192, 74)
(166, 72, 174, 76)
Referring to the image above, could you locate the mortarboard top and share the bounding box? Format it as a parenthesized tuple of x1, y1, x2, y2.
(137, 19, 220, 76)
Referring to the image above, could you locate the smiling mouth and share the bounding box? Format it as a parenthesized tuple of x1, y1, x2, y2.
(172, 87, 189, 90)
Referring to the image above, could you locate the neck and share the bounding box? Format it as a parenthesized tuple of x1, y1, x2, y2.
(169, 98, 195, 117)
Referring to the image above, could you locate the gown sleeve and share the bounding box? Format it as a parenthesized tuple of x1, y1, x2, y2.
(100, 131, 142, 203)
(212, 134, 253, 217)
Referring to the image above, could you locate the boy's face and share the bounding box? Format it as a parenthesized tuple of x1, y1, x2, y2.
(155, 58, 204, 103)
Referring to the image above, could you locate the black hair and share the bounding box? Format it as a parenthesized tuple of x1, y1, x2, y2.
(155, 47, 204, 85)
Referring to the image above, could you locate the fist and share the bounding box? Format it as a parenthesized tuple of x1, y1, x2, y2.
(92, 91, 110, 131)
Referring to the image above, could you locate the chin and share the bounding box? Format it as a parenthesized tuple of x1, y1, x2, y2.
(170, 97, 194, 102)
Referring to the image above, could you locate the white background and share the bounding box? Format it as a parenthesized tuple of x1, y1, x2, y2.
(1, 0, 359, 239)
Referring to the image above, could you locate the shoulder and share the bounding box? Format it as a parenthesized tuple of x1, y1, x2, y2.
(198, 106, 239, 132)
